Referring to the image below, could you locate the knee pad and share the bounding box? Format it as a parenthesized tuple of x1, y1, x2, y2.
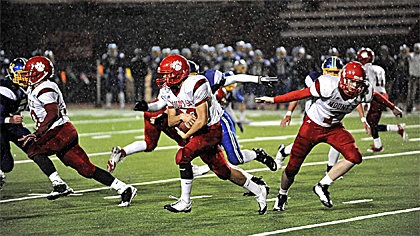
(344, 147, 363, 164)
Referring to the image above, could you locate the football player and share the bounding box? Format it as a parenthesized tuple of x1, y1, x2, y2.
(18, 56, 137, 206)
(0, 58, 31, 190)
(275, 57, 367, 174)
(357, 47, 408, 152)
(256, 61, 403, 211)
(108, 61, 277, 173)
(157, 55, 268, 214)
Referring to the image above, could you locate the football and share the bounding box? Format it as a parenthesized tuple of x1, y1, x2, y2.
(177, 121, 191, 133)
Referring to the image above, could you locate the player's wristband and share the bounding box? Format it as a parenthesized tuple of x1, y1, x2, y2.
(5, 117, 10, 123)
(285, 111, 292, 117)
(361, 117, 366, 123)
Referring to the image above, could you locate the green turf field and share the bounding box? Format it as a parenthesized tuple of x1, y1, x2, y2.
(1, 108, 419, 235)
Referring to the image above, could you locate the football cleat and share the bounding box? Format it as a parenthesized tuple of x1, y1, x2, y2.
(119, 185, 137, 207)
(164, 198, 192, 213)
(243, 176, 269, 197)
(107, 146, 125, 173)
(275, 144, 287, 170)
(367, 145, 384, 153)
(0, 171, 6, 190)
(192, 164, 211, 177)
(313, 183, 333, 208)
(255, 185, 268, 215)
(47, 183, 74, 200)
(253, 148, 277, 171)
(397, 123, 408, 142)
(273, 194, 288, 211)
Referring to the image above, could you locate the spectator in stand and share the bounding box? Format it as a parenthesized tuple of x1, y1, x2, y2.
(247, 49, 271, 110)
(233, 59, 252, 124)
(290, 46, 316, 112)
(100, 43, 127, 109)
(218, 46, 236, 72)
(0, 50, 10, 80)
(270, 46, 292, 110)
(344, 47, 357, 64)
(375, 45, 397, 102)
(144, 46, 162, 100)
(406, 42, 420, 113)
(130, 48, 148, 101)
(394, 44, 411, 107)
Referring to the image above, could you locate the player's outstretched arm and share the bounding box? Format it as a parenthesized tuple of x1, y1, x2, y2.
(373, 92, 402, 118)
(256, 88, 312, 104)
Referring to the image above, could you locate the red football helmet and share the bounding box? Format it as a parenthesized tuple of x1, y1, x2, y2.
(157, 55, 190, 87)
(339, 61, 366, 98)
(21, 56, 54, 85)
(357, 47, 375, 65)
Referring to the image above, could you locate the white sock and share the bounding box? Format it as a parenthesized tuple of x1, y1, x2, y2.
(239, 112, 246, 121)
(242, 177, 262, 195)
(242, 149, 257, 163)
(328, 147, 340, 166)
(180, 179, 193, 203)
(228, 163, 253, 179)
(48, 172, 65, 185)
(284, 143, 293, 156)
(387, 124, 399, 132)
(319, 174, 334, 186)
(111, 178, 127, 194)
(279, 188, 288, 195)
(373, 138, 382, 148)
(123, 141, 147, 156)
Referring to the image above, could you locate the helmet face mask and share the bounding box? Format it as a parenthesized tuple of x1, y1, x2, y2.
(8, 57, 28, 87)
(157, 55, 189, 88)
(21, 56, 54, 86)
(339, 61, 366, 98)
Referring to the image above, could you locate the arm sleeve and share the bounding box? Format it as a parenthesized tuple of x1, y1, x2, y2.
(373, 91, 395, 110)
(273, 88, 312, 103)
(0, 104, 6, 124)
(36, 103, 59, 136)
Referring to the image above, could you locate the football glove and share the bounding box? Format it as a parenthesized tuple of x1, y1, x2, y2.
(133, 100, 149, 111)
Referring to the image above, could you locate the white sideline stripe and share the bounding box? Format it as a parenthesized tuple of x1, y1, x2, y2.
(2, 150, 419, 204)
(250, 207, 420, 236)
(91, 135, 111, 139)
(342, 199, 373, 204)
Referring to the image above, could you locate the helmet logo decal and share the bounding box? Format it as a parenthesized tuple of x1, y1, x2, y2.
(171, 60, 183, 71)
(34, 62, 45, 72)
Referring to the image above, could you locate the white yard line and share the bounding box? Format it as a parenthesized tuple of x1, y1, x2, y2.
(250, 207, 420, 236)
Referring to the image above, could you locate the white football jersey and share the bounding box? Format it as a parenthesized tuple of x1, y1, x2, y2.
(27, 80, 70, 131)
(160, 74, 223, 126)
(364, 63, 386, 94)
(307, 75, 373, 127)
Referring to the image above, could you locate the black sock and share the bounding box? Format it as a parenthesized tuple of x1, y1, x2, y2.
(93, 167, 115, 186)
(179, 164, 193, 179)
(32, 155, 57, 177)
